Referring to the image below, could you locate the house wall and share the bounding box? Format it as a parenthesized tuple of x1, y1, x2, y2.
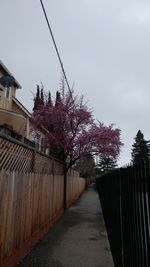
(0, 63, 44, 144)
(0, 96, 29, 138)
(0, 86, 16, 111)
(0, 68, 30, 138)
(12, 100, 25, 115)
(0, 68, 16, 111)
(0, 111, 26, 136)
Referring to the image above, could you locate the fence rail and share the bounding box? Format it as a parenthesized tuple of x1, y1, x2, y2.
(96, 161, 150, 267)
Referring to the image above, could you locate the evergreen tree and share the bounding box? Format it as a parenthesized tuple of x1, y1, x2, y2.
(131, 130, 150, 163)
(40, 87, 44, 104)
(33, 85, 40, 111)
(48, 91, 52, 106)
(98, 155, 117, 174)
(33, 85, 45, 111)
(55, 91, 61, 107)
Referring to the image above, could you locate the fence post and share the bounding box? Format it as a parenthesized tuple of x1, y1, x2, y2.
(64, 164, 67, 208)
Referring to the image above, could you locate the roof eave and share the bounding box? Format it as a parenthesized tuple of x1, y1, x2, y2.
(12, 97, 31, 118)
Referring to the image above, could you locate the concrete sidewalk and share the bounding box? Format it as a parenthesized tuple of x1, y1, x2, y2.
(17, 184, 114, 267)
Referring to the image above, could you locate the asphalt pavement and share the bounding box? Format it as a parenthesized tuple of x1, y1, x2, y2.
(17, 184, 114, 267)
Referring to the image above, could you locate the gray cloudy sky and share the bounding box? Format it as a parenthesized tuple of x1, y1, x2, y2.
(1, 0, 150, 166)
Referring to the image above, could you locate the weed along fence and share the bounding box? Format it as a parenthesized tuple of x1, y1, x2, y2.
(96, 161, 150, 267)
(0, 133, 86, 267)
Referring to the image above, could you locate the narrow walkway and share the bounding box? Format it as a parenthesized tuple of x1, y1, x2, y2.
(17, 184, 114, 267)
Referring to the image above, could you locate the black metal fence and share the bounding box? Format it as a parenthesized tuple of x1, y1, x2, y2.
(96, 160, 150, 267)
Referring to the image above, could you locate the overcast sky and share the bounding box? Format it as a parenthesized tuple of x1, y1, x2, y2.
(1, 0, 150, 166)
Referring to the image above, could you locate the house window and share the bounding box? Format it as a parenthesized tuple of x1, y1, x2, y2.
(32, 131, 41, 151)
(5, 86, 11, 100)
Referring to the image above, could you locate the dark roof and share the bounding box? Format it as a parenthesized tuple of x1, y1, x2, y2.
(0, 60, 21, 89)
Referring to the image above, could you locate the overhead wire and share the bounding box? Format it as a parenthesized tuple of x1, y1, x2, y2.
(39, 0, 71, 93)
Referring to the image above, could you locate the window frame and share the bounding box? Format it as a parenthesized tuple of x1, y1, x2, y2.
(5, 86, 11, 100)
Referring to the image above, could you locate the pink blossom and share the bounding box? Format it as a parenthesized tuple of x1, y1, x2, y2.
(31, 86, 123, 170)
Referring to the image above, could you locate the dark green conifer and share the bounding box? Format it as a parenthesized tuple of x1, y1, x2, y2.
(48, 91, 52, 106)
(98, 155, 117, 174)
(33, 85, 40, 111)
(55, 91, 61, 107)
(131, 130, 150, 163)
(41, 88, 44, 103)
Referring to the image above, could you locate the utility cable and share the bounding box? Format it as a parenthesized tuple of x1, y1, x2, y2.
(39, 0, 71, 93)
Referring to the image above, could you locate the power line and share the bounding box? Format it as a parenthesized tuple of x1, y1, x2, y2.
(39, 0, 71, 93)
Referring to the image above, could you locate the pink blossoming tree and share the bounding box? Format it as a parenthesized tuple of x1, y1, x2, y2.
(32, 85, 122, 172)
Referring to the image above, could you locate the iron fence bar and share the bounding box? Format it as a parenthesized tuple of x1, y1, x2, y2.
(96, 161, 150, 267)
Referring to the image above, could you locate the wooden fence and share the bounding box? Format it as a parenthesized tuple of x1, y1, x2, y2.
(0, 170, 86, 267)
(0, 133, 86, 267)
(0, 132, 64, 174)
(66, 169, 86, 208)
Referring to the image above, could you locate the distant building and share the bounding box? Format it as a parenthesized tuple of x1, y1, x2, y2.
(0, 60, 47, 153)
(0, 60, 31, 140)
